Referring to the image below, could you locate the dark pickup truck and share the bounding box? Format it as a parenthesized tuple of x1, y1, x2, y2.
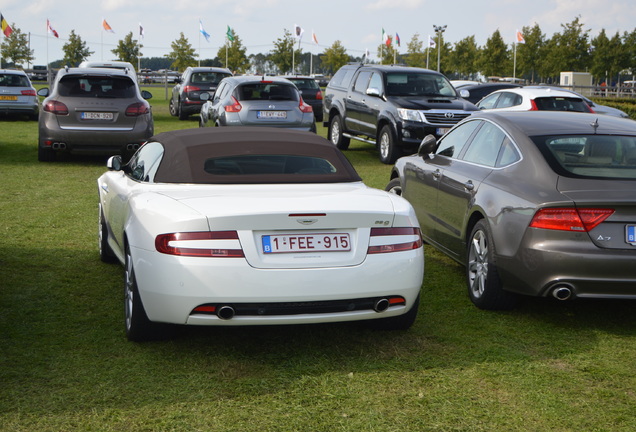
(323, 64, 478, 163)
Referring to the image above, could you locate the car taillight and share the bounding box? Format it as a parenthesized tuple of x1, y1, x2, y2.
(224, 96, 242, 112)
(155, 231, 245, 257)
(299, 97, 313, 113)
(316, 90, 323, 100)
(367, 227, 423, 254)
(43, 100, 69, 115)
(125, 102, 150, 116)
(21, 89, 36, 96)
(529, 99, 539, 111)
(529, 208, 614, 232)
(183, 85, 201, 93)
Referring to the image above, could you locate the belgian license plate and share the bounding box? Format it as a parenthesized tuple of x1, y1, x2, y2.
(262, 233, 350, 254)
(0, 95, 17, 101)
(81, 112, 114, 120)
(626, 225, 636, 245)
(436, 127, 450, 135)
(257, 111, 286, 119)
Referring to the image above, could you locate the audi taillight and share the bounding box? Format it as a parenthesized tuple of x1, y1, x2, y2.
(299, 97, 313, 113)
(125, 102, 150, 117)
(21, 89, 36, 96)
(43, 100, 69, 115)
(529, 208, 614, 232)
(183, 85, 201, 93)
(367, 227, 423, 254)
(316, 90, 323, 100)
(224, 96, 242, 112)
(155, 231, 245, 257)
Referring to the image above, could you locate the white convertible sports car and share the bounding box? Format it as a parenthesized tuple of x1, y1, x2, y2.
(98, 127, 424, 341)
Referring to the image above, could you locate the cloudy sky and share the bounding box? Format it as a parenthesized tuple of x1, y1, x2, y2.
(1, 0, 635, 66)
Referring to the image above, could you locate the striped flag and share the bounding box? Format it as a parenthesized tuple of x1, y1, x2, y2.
(199, 20, 210, 42)
(1, 13, 12, 37)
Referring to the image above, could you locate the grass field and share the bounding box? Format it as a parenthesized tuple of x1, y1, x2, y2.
(1, 90, 635, 431)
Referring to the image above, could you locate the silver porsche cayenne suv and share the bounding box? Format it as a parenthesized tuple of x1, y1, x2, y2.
(37, 66, 154, 162)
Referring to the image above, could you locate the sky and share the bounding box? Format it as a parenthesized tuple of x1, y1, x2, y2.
(2, 0, 636, 67)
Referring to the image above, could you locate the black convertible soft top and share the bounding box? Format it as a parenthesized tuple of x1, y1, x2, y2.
(149, 127, 362, 184)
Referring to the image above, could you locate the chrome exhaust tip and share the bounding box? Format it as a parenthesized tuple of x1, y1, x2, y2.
(552, 285, 573, 301)
(373, 298, 390, 313)
(217, 305, 236, 320)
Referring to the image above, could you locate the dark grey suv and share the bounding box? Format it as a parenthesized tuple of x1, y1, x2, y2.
(169, 67, 232, 120)
(323, 64, 478, 163)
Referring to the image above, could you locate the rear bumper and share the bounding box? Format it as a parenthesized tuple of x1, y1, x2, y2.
(131, 245, 424, 325)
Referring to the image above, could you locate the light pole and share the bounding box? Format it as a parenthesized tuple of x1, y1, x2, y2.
(433, 25, 446, 73)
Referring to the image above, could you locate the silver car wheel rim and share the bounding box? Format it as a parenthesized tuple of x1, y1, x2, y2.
(468, 229, 488, 298)
(124, 251, 134, 331)
(380, 133, 390, 159)
(330, 121, 340, 145)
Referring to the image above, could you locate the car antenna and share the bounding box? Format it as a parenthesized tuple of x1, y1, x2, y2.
(590, 118, 599, 134)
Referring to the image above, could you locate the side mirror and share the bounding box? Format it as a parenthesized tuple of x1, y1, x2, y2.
(459, 89, 470, 98)
(141, 90, 153, 100)
(107, 155, 123, 171)
(366, 87, 381, 97)
(37, 88, 49, 97)
(418, 135, 437, 158)
(199, 92, 210, 101)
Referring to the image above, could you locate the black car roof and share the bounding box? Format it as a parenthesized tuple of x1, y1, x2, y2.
(149, 127, 362, 184)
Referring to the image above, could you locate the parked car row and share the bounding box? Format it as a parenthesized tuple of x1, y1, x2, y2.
(0, 69, 39, 120)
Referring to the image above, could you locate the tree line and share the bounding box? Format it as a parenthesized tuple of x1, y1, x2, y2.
(2, 17, 635, 84)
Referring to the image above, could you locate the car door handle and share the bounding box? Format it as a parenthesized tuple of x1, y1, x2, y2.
(432, 169, 442, 180)
(464, 180, 474, 191)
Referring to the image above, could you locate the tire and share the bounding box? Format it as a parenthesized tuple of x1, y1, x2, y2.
(37, 145, 55, 162)
(367, 293, 420, 330)
(168, 97, 178, 117)
(124, 245, 174, 342)
(385, 178, 402, 196)
(378, 125, 402, 164)
(98, 205, 118, 263)
(466, 220, 518, 310)
(177, 102, 188, 120)
(328, 114, 350, 150)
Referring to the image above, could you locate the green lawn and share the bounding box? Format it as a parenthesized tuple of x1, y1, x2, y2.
(1, 93, 635, 431)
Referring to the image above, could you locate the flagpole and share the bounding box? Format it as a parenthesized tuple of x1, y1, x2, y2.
(513, 42, 517, 79)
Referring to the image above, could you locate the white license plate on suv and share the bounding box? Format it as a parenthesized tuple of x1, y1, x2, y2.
(262, 233, 350, 253)
(257, 111, 287, 119)
(81, 112, 114, 120)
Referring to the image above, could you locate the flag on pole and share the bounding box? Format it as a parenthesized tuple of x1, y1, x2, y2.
(395, 32, 401, 47)
(428, 35, 436, 48)
(102, 19, 114, 33)
(139, 23, 144, 39)
(516, 29, 525, 44)
(312, 30, 318, 45)
(294, 24, 304, 39)
(382, 28, 390, 45)
(47, 19, 59, 38)
(385, 34, 392, 47)
(1, 14, 13, 37)
(226, 25, 235, 42)
(199, 20, 210, 42)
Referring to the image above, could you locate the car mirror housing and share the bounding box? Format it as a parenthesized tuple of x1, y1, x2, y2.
(37, 88, 49, 97)
(418, 135, 437, 158)
(366, 87, 381, 98)
(459, 89, 470, 98)
(141, 90, 153, 100)
(107, 155, 123, 171)
(199, 92, 210, 101)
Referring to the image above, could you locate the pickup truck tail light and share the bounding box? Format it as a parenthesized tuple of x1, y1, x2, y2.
(224, 96, 242, 113)
(367, 227, 423, 254)
(529, 208, 614, 232)
(155, 231, 245, 257)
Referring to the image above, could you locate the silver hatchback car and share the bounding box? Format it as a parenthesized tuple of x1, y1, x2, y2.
(0, 69, 39, 120)
(199, 76, 315, 132)
(37, 67, 154, 162)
